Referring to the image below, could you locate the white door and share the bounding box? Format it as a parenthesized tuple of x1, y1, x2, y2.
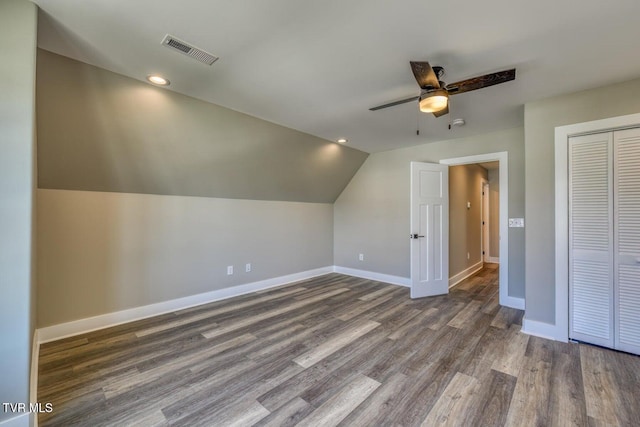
(569, 132, 614, 348)
(410, 162, 449, 298)
(613, 128, 640, 355)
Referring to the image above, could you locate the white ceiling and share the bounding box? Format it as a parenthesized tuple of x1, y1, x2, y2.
(34, 0, 640, 153)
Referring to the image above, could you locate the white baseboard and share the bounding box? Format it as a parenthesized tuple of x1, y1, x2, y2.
(448, 261, 483, 288)
(487, 257, 500, 264)
(501, 295, 525, 310)
(522, 318, 565, 342)
(37, 266, 333, 343)
(0, 414, 30, 427)
(30, 330, 40, 427)
(333, 266, 410, 288)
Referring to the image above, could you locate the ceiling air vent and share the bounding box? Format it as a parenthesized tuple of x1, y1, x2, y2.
(161, 34, 219, 66)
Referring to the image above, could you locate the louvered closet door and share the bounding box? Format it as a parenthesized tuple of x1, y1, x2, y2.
(569, 133, 614, 348)
(614, 128, 640, 355)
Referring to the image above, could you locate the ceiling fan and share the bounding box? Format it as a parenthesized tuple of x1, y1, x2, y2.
(370, 61, 516, 117)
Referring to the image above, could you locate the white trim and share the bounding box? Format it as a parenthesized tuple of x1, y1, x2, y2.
(522, 318, 561, 341)
(502, 295, 525, 310)
(555, 112, 640, 344)
(333, 266, 410, 287)
(449, 261, 483, 288)
(0, 414, 29, 427)
(30, 330, 39, 427)
(440, 151, 511, 308)
(37, 266, 333, 343)
(487, 257, 500, 264)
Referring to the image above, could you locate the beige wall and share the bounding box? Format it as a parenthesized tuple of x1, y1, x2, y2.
(36, 49, 368, 203)
(37, 189, 333, 327)
(488, 168, 500, 258)
(334, 127, 525, 298)
(0, 0, 37, 422)
(524, 77, 640, 324)
(449, 165, 487, 277)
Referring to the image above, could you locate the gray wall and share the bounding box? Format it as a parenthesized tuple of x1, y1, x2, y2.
(34, 49, 365, 328)
(37, 189, 334, 327)
(334, 127, 525, 298)
(449, 165, 487, 277)
(36, 49, 368, 203)
(488, 168, 500, 258)
(0, 0, 37, 423)
(524, 77, 640, 324)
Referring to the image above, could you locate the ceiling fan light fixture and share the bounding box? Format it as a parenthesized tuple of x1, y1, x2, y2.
(419, 89, 448, 113)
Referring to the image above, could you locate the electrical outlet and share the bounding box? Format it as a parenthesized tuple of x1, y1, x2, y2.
(359, 253, 364, 261)
(509, 218, 525, 228)
(227, 265, 233, 275)
(245, 263, 251, 272)
(467, 252, 470, 260)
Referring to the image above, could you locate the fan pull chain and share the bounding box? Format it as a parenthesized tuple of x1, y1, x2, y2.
(416, 102, 420, 136)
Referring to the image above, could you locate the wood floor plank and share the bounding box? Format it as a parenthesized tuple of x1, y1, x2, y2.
(201, 288, 349, 339)
(549, 351, 588, 426)
(504, 356, 552, 427)
(338, 372, 408, 426)
(420, 372, 480, 426)
(293, 319, 380, 368)
(103, 333, 257, 398)
(253, 397, 312, 427)
(357, 285, 396, 301)
(447, 300, 483, 329)
(296, 374, 380, 427)
(490, 306, 523, 329)
(462, 369, 517, 426)
(491, 324, 530, 377)
(38, 267, 640, 426)
(580, 344, 627, 426)
(210, 400, 270, 427)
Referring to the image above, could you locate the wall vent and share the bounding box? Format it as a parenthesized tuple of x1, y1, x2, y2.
(161, 34, 219, 66)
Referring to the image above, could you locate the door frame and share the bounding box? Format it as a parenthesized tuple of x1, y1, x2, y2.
(554, 112, 640, 342)
(440, 151, 515, 308)
(482, 179, 490, 263)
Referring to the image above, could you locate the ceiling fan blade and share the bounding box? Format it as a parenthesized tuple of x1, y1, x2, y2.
(410, 61, 440, 89)
(433, 104, 449, 118)
(446, 69, 516, 95)
(369, 95, 420, 111)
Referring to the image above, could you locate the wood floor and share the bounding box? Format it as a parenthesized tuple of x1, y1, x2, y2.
(38, 265, 640, 426)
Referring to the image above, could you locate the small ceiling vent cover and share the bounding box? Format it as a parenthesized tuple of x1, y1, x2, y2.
(161, 34, 219, 65)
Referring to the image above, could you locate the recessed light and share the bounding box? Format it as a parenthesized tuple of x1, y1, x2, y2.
(337, 138, 348, 144)
(146, 75, 170, 86)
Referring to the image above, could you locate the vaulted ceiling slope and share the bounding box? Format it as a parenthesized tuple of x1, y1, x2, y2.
(33, 0, 640, 152)
(37, 50, 368, 203)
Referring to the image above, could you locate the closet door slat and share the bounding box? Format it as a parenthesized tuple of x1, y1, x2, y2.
(614, 129, 640, 355)
(569, 133, 614, 348)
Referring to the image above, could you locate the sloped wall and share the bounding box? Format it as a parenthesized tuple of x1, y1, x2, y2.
(35, 50, 365, 328)
(36, 49, 367, 203)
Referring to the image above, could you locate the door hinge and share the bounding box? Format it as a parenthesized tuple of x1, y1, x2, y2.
(482, 251, 485, 255)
